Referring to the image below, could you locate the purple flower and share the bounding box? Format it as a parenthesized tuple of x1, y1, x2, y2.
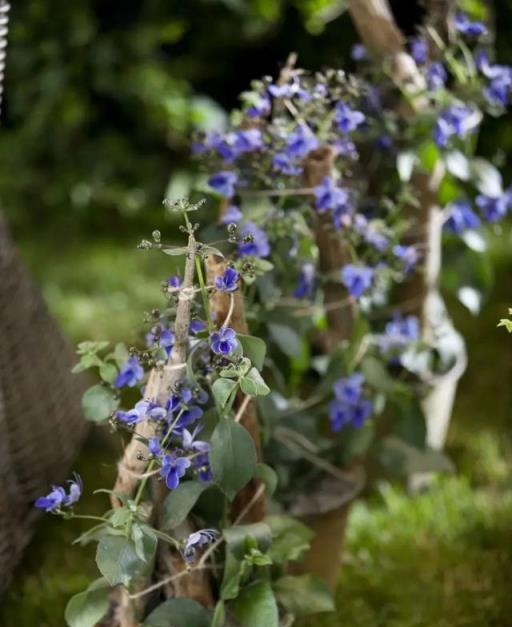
(148, 437, 162, 457)
(168, 387, 206, 428)
(66, 473, 83, 506)
(161, 454, 191, 490)
(221, 205, 243, 225)
(168, 275, 181, 289)
(476, 193, 509, 222)
(393, 245, 419, 273)
(189, 319, 207, 335)
(328, 401, 351, 432)
(245, 92, 271, 118)
(335, 102, 365, 133)
(35, 473, 83, 512)
(146, 325, 174, 356)
(314, 176, 350, 213)
(238, 221, 270, 258)
(334, 372, 365, 405)
(234, 129, 263, 154)
(182, 529, 219, 562)
(350, 398, 374, 428)
(268, 83, 296, 99)
(114, 356, 144, 388)
(285, 124, 319, 159)
(116, 400, 166, 425)
(341, 264, 374, 298)
(377, 313, 420, 356)
(354, 215, 388, 251)
(444, 200, 480, 233)
(434, 105, 480, 148)
(208, 171, 237, 198)
(426, 62, 447, 90)
(476, 55, 512, 106)
(35, 486, 67, 512)
(293, 263, 315, 299)
(351, 43, 367, 61)
(210, 327, 238, 355)
(335, 137, 358, 160)
(215, 267, 239, 293)
(272, 152, 302, 176)
(376, 135, 393, 151)
(329, 373, 373, 431)
(410, 37, 428, 65)
(454, 12, 486, 37)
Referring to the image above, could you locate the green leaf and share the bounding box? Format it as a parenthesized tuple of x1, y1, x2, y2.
(81, 384, 119, 422)
(397, 151, 417, 182)
(266, 515, 314, 563)
(230, 580, 279, 627)
(211, 601, 225, 627)
(268, 322, 303, 358)
(95, 536, 148, 587)
(210, 420, 257, 500)
(76, 341, 109, 356)
(212, 377, 238, 409)
(444, 151, 470, 180)
(274, 574, 335, 616)
(224, 522, 272, 559)
(131, 523, 158, 563)
(361, 356, 396, 394)
(220, 551, 243, 601)
(162, 480, 209, 530)
(470, 158, 503, 196)
(72, 353, 102, 373)
(240, 368, 270, 397)
(238, 334, 267, 370)
(112, 343, 129, 367)
(255, 463, 278, 497)
(377, 436, 454, 476)
(65, 579, 109, 627)
(99, 362, 118, 384)
(161, 245, 189, 256)
(142, 598, 210, 627)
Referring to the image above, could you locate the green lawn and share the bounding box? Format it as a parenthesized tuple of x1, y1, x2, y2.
(1, 229, 511, 627)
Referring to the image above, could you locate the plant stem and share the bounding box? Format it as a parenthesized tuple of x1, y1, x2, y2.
(195, 256, 214, 333)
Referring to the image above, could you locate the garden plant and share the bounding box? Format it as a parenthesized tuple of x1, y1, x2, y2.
(34, 1, 512, 626)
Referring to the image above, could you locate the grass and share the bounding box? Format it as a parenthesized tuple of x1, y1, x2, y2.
(1, 228, 511, 626)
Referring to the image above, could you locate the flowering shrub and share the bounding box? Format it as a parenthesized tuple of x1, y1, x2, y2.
(35, 4, 512, 626)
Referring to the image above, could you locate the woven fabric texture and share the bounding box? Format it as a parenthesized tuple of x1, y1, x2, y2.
(0, 213, 88, 591)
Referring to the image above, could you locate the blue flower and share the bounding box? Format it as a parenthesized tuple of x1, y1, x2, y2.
(221, 204, 243, 225)
(334, 372, 365, 405)
(114, 356, 144, 388)
(476, 193, 509, 222)
(146, 325, 174, 356)
(238, 221, 270, 258)
(182, 529, 219, 563)
(329, 373, 373, 432)
(116, 400, 166, 425)
(377, 313, 420, 358)
(335, 137, 358, 160)
(208, 171, 237, 198)
(168, 387, 206, 428)
(341, 264, 373, 298)
(354, 215, 388, 251)
(35, 486, 67, 512)
(272, 152, 302, 176)
(335, 102, 365, 133)
(35, 473, 83, 512)
(168, 275, 181, 288)
(148, 437, 162, 457)
(454, 12, 486, 37)
(434, 105, 479, 148)
(350, 398, 373, 428)
(426, 62, 447, 90)
(268, 83, 296, 98)
(161, 454, 191, 490)
(234, 129, 263, 154)
(246, 93, 271, 118)
(444, 200, 480, 233)
(215, 266, 239, 293)
(314, 176, 350, 213)
(66, 473, 83, 506)
(189, 319, 207, 334)
(210, 327, 238, 355)
(351, 44, 367, 61)
(410, 36, 428, 65)
(393, 245, 419, 273)
(293, 263, 315, 299)
(476, 52, 512, 106)
(285, 124, 319, 159)
(328, 401, 351, 432)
